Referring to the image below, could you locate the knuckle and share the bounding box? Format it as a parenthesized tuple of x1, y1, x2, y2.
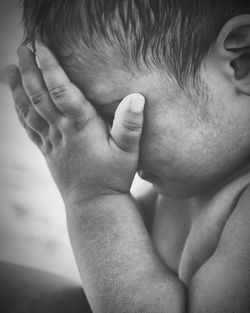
(26, 113, 36, 126)
(49, 127, 63, 145)
(29, 89, 46, 105)
(15, 102, 29, 118)
(60, 111, 95, 131)
(72, 113, 95, 130)
(43, 140, 53, 154)
(49, 84, 68, 100)
(122, 119, 142, 132)
(40, 62, 56, 73)
(26, 112, 43, 130)
(26, 128, 42, 145)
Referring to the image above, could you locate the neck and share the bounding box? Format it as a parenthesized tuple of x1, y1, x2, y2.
(192, 162, 250, 211)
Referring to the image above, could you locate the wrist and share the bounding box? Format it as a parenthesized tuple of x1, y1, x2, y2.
(65, 192, 137, 238)
(64, 183, 132, 211)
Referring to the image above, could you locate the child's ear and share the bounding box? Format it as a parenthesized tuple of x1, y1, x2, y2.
(210, 15, 250, 95)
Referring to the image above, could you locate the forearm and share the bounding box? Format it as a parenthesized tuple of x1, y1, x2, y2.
(66, 194, 186, 313)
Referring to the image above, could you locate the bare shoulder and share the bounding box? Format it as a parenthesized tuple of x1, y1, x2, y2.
(189, 184, 250, 313)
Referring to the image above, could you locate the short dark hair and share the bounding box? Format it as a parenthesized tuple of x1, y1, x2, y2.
(21, 0, 250, 87)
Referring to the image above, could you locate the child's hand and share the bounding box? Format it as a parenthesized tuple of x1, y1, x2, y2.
(8, 45, 145, 203)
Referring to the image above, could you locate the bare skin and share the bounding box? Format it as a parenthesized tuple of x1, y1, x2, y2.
(151, 167, 250, 284)
(7, 42, 250, 313)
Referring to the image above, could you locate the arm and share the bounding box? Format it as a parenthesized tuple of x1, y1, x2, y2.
(66, 194, 186, 313)
(9, 43, 186, 313)
(68, 183, 250, 313)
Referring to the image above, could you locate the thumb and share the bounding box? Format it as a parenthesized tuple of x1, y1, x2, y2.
(110, 93, 145, 153)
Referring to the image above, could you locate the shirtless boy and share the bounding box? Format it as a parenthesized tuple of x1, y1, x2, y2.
(3, 0, 250, 312)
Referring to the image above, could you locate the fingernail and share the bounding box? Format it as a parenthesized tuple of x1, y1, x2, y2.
(129, 93, 145, 113)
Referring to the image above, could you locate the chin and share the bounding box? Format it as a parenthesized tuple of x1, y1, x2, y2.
(139, 170, 198, 199)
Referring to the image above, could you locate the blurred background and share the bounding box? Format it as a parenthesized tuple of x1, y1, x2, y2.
(0, 0, 148, 283)
(0, 0, 81, 282)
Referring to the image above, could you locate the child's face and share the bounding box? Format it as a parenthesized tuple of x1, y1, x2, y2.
(57, 46, 250, 198)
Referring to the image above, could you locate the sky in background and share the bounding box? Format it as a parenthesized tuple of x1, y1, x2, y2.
(0, 0, 150, 282)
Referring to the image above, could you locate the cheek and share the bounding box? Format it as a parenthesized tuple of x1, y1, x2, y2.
(139, 107, 191, 173)
(137, 85, 250, 195)
(139, 101, 227, 184)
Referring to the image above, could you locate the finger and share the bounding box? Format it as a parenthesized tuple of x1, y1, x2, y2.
(26, 126, 43, 146)
(8, 65, 48, 138)
(35, 42, 96, 120)
(110, 93, 145, 153)
(17, 46, 62, 123)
